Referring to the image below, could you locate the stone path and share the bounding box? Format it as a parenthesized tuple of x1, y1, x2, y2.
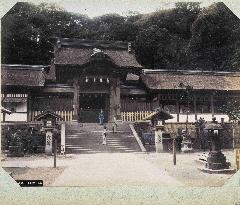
(51, 153, 183, 187)
(2, 153, 183, 187)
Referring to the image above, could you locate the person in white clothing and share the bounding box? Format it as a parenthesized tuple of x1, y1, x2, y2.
(102, 126, 107, 145)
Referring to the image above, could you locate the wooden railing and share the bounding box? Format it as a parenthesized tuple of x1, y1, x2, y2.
(31, 111, 73, 122)
(121, 111, 156, 122)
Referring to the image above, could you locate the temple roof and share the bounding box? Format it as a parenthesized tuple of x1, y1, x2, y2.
(34, 110, 63, 121)
(141, 69, 240, 91)
(1, 107, 11, 114)
(54, 38, 142, 69)
(144, 109, 173, 121)
(1, 64, 48, 87)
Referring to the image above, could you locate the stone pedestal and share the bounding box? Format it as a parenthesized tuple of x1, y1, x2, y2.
(45, 130, 53, 155)
(206, 151, 230, 170)
(199, 118, 235, 173)
(181, 139, 193, 153)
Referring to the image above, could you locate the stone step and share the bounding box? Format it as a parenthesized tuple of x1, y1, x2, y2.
(65, 122, 141, 154)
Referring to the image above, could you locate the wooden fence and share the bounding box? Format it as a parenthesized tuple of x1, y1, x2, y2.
(235, 149, 240, 170)
(121, 111, 156, 122)
(31, 111, 73, 122)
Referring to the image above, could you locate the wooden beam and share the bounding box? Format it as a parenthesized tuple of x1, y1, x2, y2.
(42, 87, 74, 93)
(73, 79, 79, 121)
(27, 92, 31, 122)
(210, 94, 214, 118)
(3, 113, 6, 122)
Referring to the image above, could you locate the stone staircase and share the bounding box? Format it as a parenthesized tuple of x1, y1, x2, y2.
(65, 122, 142, 154)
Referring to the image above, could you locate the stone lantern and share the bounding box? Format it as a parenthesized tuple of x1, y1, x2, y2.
(203, 117, 232, 172)
(146, 108, 173, 153)
(181, 129, 193, 153)
(35, 110, 62, 155)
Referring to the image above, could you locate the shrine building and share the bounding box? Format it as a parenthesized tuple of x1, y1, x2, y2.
(1, 38, 240, 123)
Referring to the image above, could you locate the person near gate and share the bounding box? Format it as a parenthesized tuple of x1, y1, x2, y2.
(98, 109, 104, 125)
(112, 116, 117, 133)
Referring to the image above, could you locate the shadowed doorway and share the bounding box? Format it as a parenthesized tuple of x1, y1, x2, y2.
(79, 93, 109, 123)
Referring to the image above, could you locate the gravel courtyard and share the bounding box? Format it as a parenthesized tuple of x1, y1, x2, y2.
(1, 150, 236, 187)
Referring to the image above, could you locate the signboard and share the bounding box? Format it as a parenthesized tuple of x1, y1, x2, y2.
(46, 120, 52, 126)
(16, 180, 43, 187)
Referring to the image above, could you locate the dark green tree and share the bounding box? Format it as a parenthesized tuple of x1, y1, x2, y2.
(220, 100, 240, 122)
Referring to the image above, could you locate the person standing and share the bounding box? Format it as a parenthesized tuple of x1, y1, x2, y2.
(112, 116, 117, 133)
(98, 109, 104, 125)
(102, 126, 107, 145)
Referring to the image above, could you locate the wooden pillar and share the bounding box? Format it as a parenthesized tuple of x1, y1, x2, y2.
(194, 95, 197, 121)
(73, 79, 79, 121)
(176, 100, 179, 122)
(27, 92, 32, 121)
(210, 94, 214, 118)
(2, 113, 6, 122)
(109, 77, 120, 122)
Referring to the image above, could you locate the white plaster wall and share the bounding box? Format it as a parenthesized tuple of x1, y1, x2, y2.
(4, 113, 27, 122)
(166, 114, 229, 123)
(15, 102, 27, 112)
(1, 102, 28, 122)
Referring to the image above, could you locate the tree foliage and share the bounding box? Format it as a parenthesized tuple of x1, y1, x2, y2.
(220, 100, 240, 122)
(1, 2, 240, 70)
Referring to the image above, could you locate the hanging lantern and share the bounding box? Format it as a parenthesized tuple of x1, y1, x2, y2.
(85, 76, 88, 83)
(107, 78, 109, 84)
(100, 77, 103, 83)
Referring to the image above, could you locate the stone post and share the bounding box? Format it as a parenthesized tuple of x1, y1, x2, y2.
(0, 129, 2, 161)
(61, 123, 65, 155)
(155, 122, 164, 153)
(173, 138, 176, 165)
(45, 130, 53, 155)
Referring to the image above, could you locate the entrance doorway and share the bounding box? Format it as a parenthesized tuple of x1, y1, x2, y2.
(79, 93, 109, 123)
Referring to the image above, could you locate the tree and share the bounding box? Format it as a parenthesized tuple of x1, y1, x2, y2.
(91, 14, 126, 41)
(187, 2, 240, 70)
(1, 2, 239, 72)
(1, 2, 92, 64)
(220, 100, 240, 122)
(135, 25, 171, 68)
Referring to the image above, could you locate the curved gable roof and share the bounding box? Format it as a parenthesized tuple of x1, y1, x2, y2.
(54, 47, 142, 68)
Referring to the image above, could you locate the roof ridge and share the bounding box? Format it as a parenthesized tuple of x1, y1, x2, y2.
(56, 38, 129, 50)
(1, 64, 50, 71)
(142, 69, 240, 76)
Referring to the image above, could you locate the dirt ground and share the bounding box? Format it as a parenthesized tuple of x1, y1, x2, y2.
(140, 150, 235, 186)
(1, 150, 236, 187)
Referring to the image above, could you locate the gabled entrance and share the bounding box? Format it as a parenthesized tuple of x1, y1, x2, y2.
(79, 93, 109, 123)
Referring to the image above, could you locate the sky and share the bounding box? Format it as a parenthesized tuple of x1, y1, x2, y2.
(1, 0, 240, 18)
(55, 0, 212, 18)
